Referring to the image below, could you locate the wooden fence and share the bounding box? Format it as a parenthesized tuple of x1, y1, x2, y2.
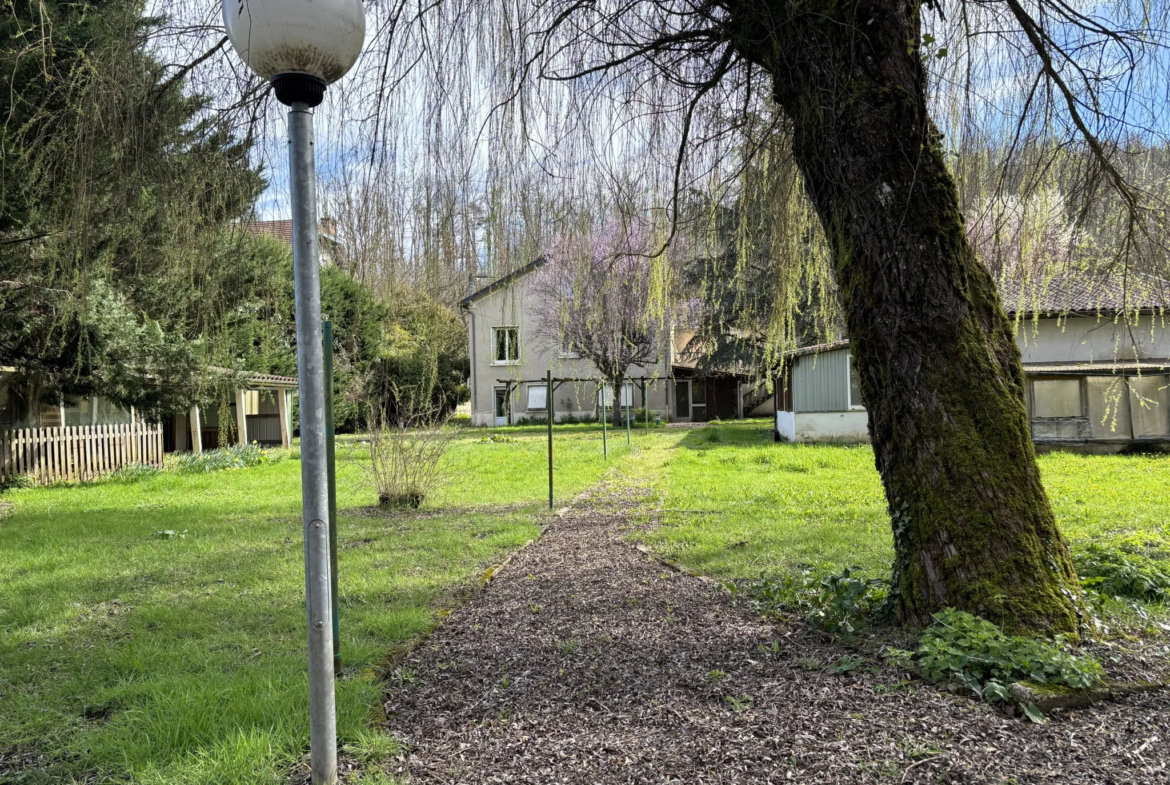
(0, 423, 165, 485)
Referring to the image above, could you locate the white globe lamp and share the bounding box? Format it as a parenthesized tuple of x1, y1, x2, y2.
(222, 0, 365, 105)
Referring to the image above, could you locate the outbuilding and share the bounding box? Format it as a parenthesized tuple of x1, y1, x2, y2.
(774, 276, 1170, 451)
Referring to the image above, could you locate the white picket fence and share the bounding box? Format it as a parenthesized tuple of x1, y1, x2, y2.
(0, 423, 164, 485)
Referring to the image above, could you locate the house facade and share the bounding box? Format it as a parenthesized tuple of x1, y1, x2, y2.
(460, 261, 785, 426)
(460, 260, 676, 426)
(774, 279, 1170, 451)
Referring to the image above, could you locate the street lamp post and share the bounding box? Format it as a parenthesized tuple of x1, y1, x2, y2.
(221, 2, 364, 783)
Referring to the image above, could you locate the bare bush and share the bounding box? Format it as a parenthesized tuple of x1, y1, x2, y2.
(363, 405, 458, 509)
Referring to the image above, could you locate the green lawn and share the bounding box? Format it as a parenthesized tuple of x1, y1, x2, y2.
(0, 426, 618, 784)
(3, 419, 1165, 782)
(639, 421, 1170, 582)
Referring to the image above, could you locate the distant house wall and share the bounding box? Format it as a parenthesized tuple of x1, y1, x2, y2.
(1015, 314, 1170, 364)
(464, 271, 671, 426)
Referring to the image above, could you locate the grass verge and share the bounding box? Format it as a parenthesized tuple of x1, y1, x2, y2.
(0, 425, 621, 783)
(639, 421, 1170, 605)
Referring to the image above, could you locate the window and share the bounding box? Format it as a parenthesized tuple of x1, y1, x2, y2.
(848, 356, 865, 409)
(492, 327, 520, 364)
(557, 337, 580, 359)
(93, 397, 132, 425)
(63, 395, 95, 427)
(527, 384, 548, 411)
(598, 383, 633, 408)
(1086, 377, 1131, 440)
(691, 381, 706, 405)
(1128, 375, 1170, 438)
(1032, 379, 1083, 418)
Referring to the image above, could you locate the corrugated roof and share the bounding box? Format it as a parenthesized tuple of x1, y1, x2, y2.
(237, 219, 339, 247)
(787, 339, 851, 359)
(998, 273, 1170, 317)
(458, 257, 548, 307)
(245, 372, 299, 387)
(208, 366, 298, 387)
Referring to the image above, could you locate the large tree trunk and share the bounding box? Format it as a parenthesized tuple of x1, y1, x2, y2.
(726, 0, 1083, 634)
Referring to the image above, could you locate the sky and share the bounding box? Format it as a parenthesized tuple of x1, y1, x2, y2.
(163, 0, 1170, 227)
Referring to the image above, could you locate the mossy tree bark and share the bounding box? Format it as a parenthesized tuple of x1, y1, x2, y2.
(725, 0, 1084, 634)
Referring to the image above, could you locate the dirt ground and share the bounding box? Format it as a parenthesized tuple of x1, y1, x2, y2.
(383, 480, 1170, 784)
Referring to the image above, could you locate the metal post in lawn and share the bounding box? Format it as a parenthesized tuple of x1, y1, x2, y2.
(547, 369, 554, 510)
(644, 380, 650, 434)
(601, 382, 608, 460)
(625, 384, 631, 445)
(323, 320, 340, 675)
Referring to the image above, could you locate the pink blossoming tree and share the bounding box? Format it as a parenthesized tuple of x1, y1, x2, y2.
(530, 220, 673, 412)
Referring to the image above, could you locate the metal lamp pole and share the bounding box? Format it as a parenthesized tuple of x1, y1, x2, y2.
(221, 3, 365, 781)
(288, 97, 337, 784)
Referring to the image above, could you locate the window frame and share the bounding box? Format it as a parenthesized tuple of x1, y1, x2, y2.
(491, 326, 521, 366)
(1030, 376, 1085, 420)
(556, 337, 580, 360)
(598, 382, 634, 408)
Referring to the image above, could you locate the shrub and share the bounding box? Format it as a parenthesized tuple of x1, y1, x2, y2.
(362, 407, 457, 509)
(910, 608, 1103, 721)
(737, 566, 887, 634)
(553, 413, 598, 425)
(0, 473, 32, 493)
(173, 444, 272, 474)
(1074, 538, 1170, 604)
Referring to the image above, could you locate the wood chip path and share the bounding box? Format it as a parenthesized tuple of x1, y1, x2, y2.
(383, 480, 1170, 784)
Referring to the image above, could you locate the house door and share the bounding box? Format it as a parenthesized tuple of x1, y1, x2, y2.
(691, 380, 707, 422)
(674, 380, 691, 422)
(494, 387, 509, 426)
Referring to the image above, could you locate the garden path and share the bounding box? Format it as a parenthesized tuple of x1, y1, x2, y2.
(382, 475, 1170, 784)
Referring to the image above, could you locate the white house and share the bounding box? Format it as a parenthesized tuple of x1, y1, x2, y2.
(459, 259, 676, 426)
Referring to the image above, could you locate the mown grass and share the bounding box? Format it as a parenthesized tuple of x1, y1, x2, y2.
(639, 421, 1170, 585)
(0, 425, 619, 784)
(4, 418, 1163, 781)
